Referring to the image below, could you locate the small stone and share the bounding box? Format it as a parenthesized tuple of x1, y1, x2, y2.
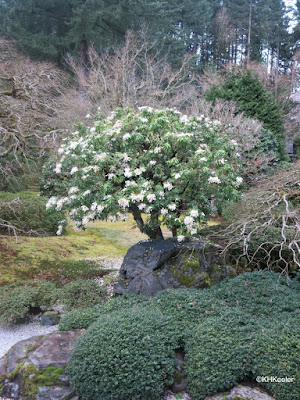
(40, 312, 60, 326)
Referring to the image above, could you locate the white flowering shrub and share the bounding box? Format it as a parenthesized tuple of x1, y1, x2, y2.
(41, 107, 243, 240)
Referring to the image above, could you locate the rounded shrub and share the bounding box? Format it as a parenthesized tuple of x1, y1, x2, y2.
(59, 279, 107, 310)
(0, 191, 65, 235)
(0, 280, 58, 324)
(68, 308, 180, 400)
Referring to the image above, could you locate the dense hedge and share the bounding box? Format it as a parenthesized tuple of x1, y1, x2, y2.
(68, 308, 181, 400)
(65, 272, 300, 400)
(0, 191, 65, 235)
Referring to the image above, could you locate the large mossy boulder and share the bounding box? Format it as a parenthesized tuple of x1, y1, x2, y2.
(114, 238, 235, 296)
(0, 330, 84, 400)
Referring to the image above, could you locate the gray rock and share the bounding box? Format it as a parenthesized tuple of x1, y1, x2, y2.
(114, 238, 234, 296)
(29, 330, 85, 369)
(127, 271, 163, 296)
(119, 239, 177, 280)
(40, 312, 60, 326)
(36, 386, 74, 400)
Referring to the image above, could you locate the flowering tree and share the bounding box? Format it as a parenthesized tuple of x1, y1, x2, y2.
(42, 107, 243, 240)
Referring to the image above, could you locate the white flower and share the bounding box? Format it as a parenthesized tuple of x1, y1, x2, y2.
(55, 163, 62, 174)
(138, 106, 153, 113)
(125, 180, 138, 187)
(134, 168, 145, 176)
(123, 133, 131, 141)
(108, 173, 116, 180)
(74, 225, 82, 232)
(147, 194, 156, 203)
(81, 205, 89, 212)
(164, 182, 173, 191)
(199, 157, 207, 162)
(124, 168, 133, 178)
(154, 147, 162, 154)
(236, 152, 241, 157)
(161, 208, 168, 215)
(190, 228, 197, 235)
(122, 153, 131, 162)
(70, 167, 78, 175)
(197, 144, 208, 151)
(91, 202, 98, 211)
(140, 117, 148, 123)
(95, 152, 107, 162)
(218, 158, 225, 165)
(118, 198, 129, 209)
(208, 176, 221, 184)
(90, 127, 96, 133)
(142, 181, 151, 190)
(56, 225, 63, 236)
(175, 173, 181, 179)
(190, 210, 199, 218)
(180, 115, 190, 124)
(231, 140, 238, 146)
(138, 203, 146, 210)
(56, 198, 68, 211)
(68, 187, 79, 195)
(168, 203, 176, 211)
(58, 147, 64, 154)
(149, 160, 157, 166)
(83, 190, 91, 196)
(184, 216, 194, 226)
(97, 205, 104, 213)
(177, 235, 185, 242)
(46, 196, 57, 209)
(236, 177, 243, 185)
(86, 114, 91, 119)
(145, 206, 152, 213)
(82, 216, 90, 226)
(159, 191, 165, 198)
(130, 193, 144, 202)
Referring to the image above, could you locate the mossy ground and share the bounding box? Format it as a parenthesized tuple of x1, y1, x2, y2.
(0, 212, 219, 286)
(0, 217, 147, 286)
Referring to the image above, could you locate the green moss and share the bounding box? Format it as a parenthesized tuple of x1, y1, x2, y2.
(6, 363, 67, 400)
(7, 361, 25, 380)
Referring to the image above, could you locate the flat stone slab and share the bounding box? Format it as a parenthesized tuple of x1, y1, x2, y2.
(28, 330, 85, 369)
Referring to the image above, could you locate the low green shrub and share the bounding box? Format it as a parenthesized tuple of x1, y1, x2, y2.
(0, 280, 58, 324)
(59, 294, 149, 330)
(68, 308, 181, 400)
(58, 306, 101, 331)
(185, 310, 262, 399)
(0, 191, 65, 235)
(252, 320, 300, 400)
(60, 271, 300, 331)
(64, 272, 300, 400)
(59, 279, 107, 310)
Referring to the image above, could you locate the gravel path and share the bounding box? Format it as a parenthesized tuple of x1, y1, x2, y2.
(0, 322, 58, 359)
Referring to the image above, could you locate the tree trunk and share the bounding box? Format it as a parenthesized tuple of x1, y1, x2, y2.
(247, 0, 253, 68)
(275, 37, 280, 99)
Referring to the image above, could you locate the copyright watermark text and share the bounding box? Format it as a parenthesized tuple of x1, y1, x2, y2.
(256, 376, 294, 383)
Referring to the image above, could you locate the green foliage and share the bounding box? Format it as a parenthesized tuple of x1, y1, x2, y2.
(42, 107, 243, 240)
(68, 308, 181, 400)
(0, 281, 58, 324)
(59, 294, 149, 330)
(206, 71, 286, 159)
(64, 272, 300, 400)
(252, 321, 300, 400)
(59, 279, 107, 310)
(0, 191, 65, 235)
